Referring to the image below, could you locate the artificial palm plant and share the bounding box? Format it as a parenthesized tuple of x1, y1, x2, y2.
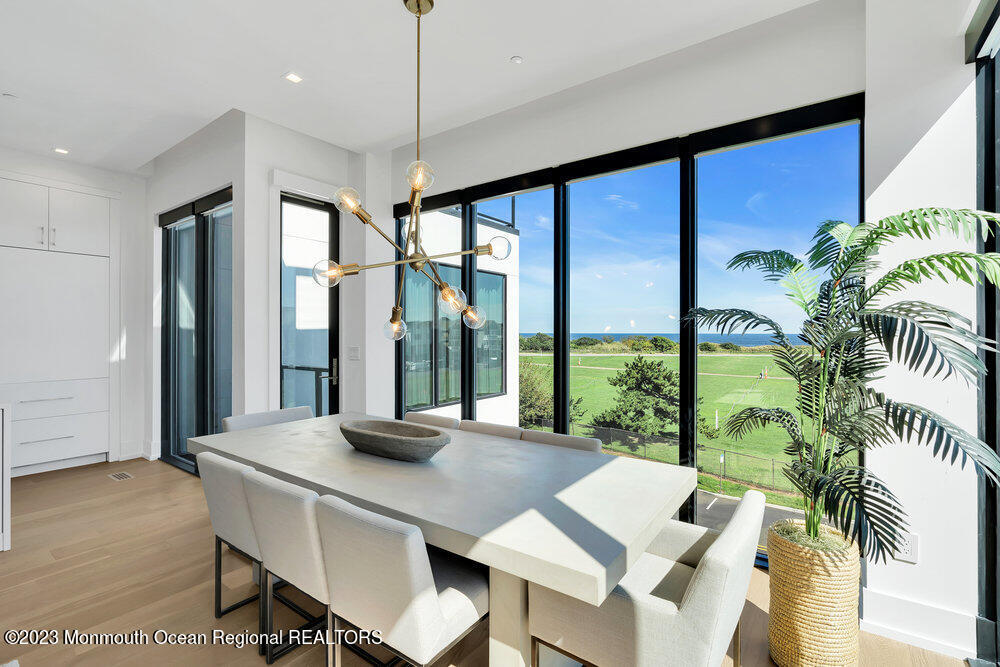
(690, 208, 1000, 562)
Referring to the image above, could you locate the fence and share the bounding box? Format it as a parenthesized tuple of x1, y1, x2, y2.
(524, 419, 797, 497)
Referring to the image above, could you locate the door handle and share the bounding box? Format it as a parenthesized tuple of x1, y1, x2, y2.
(39, 225, 45, 245)
(319, 374, 337, 385)
(20, 435, 74, 445)
(51, 226, 56, 246)
(19, 396, 73, 403)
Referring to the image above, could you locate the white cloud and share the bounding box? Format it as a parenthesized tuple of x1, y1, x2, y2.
(595, 273, 603, 279)
(746, 191, 767, 215)
(629, 319, 636, 328)
(668, 314, 677, 320)
(603, 325, 612, 332)
(535, 214, 553, 231)
(604, 194, 640, 210)
(644, 281, 654, 288)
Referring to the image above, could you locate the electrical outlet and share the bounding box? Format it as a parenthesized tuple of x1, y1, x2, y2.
(896, 531, 919, 564)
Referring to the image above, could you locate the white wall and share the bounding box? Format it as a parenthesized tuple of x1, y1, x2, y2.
(862, 0, 981, 658)
(390, 0, 865, 200)
(0, 146, 147, 460)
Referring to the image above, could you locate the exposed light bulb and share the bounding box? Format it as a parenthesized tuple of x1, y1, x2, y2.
(488, 236, 512, 260)
(462, 305, 486, 330)
(312, 260, 344, 287)
(438, 285, 467, 314)
(333, 186, 362, 214)
(406, 160, 435, 191)
(384, 317, 408, 341)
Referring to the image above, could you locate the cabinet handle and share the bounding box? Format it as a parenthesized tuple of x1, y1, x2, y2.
(20, 435, 74, 445)
(19, 396, 73, 403)
(51, 227, 56, 246)
(39, 225, 45, 245)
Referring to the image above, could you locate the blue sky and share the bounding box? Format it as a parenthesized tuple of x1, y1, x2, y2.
(479, 123, 860, 334)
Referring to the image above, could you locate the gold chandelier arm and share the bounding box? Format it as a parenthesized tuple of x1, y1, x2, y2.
(353, 246, 486, 273)
(395, 258, 407, 309)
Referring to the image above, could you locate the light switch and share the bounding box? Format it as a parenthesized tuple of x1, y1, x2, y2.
(348, 346, 361, 361)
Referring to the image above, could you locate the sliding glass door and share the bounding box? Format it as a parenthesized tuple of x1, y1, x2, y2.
(161, 193, 233, 472)
(280, 195, 339, 416)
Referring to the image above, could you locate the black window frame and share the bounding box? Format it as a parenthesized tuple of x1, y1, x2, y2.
(159, 187, 234, 475)
(278, 193, 341, 417)
(473, 267, 507, 401)
(393, 94, 864, 526)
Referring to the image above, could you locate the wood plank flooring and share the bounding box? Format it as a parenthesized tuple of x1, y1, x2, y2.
(0, 459, 959, 666)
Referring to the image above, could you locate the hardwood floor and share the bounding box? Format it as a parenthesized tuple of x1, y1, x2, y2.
(0, 459, 959, 666)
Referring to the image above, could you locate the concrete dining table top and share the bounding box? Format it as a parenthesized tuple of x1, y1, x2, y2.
(188, 412, 697, 665)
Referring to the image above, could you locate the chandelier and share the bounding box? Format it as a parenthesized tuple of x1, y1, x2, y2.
(312, 0, 511, 340)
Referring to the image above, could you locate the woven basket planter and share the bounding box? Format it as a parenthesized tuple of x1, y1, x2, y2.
(767, 520, 861, 666)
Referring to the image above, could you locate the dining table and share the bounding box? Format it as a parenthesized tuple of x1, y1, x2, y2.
(188, 412, 697, 667)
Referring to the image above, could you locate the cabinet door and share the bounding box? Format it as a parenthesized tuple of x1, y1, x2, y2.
(48, 189, 110, 256)
(0, 178, 48, 251)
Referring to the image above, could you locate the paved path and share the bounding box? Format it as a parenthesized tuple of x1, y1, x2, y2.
(696, 489, 804, 546)
(526, 361, 793, 380)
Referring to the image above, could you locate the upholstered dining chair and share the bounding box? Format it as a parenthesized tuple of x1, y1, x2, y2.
(529, 490, 766, 667)
(244, 470, 330, 664)
(196, 452, 262, 620)
(221, 405, 313, 432)
(403, 412, 460, 430)
(520, 429, 602, 453)
(314, 494, 489, 667)
(458, 419, 523, 440)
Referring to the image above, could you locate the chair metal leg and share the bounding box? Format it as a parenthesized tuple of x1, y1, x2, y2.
(531, 636, 539, 667)
(326, 607, 334, 667)
(333, 615, 344, 667)
(733, 619, 741, 667)
(214, 536, 223, 618)
(264, 569, 275, 662)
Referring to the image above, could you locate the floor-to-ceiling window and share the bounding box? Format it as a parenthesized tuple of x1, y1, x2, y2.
(393, 96, 862, 555)
(695, 123, 860, 546)
(567, 163, 682, 460)
(280, 195, 339, 416)
(161, 189, 233, 472)
(473, 189, 553, 428)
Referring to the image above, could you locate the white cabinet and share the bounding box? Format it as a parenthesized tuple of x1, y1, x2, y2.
(1, 404, 9, 551)
(0, 178, 48, 251)
(48, 188, 110, 256)
(12, 411, 108, 468)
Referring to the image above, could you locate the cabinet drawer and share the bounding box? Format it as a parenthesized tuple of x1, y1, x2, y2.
(48, 189, 110, 256)
(12, 412, 108, 467)
(0, 379, 109, 421)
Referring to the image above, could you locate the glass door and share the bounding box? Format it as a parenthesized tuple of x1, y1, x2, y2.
(280, 195, 339, 415)
(161, 195, 233, 472)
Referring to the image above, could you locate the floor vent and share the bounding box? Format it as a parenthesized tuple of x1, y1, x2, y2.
(108, 471, 133, 481)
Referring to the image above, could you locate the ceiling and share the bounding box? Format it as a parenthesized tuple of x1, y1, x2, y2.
(0, 0, 820, 173)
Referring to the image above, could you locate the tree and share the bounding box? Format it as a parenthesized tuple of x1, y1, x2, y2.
(573, 336, 602, 348)
(690, 208, 1000, 561)
(520, 332, 554, 352)
(624, 335, 651, 352)
(602, 335, 615, 344)
(650, 335, 678, 352)
(719, 341, 741, 351)
(698, 341, 720, 352)
(591, 355, 717, 451)
(518, 359, 586, 428)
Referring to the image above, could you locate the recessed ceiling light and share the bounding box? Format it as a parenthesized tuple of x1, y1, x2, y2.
(53, 148, 69, 155)
(509, 55, 523, 64)
(284, 71, 304, 83)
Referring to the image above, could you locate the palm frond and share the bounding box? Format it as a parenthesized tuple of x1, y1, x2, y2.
(685, 308, 790, 346)
(863, 252, 1000, 305)
(873, 208, 996, 243)
(780, 264, 819, 318)
(785, 463, 907, 562)
(860, 301, 994, 382)
(724, 407, 804, 447)
(807, 220, 850, 271)
(726, 249, 800, 281)
(880, 399, 1000, 483)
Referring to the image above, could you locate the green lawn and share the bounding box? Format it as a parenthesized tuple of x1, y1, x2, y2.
(527, 352, 806, 506)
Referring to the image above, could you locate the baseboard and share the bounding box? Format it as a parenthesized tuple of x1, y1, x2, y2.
(144, 439, 160, 461)
(861, 588, 976, 660)
(12, 453, 108, 477)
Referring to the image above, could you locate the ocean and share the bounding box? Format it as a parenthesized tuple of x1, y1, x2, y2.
(519, 332, 805, 346)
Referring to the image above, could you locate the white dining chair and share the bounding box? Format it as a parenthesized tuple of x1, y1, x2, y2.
(196, 452, 262, 620)
(315, 494, 489, 667)
(459, 419, 523, 440)
(404, 412, 460, 430)
(222, 405, 313, 432)
(244, 470, 330, 664)
(529, 490, 766, 667)
(520, 429, 602, 453)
